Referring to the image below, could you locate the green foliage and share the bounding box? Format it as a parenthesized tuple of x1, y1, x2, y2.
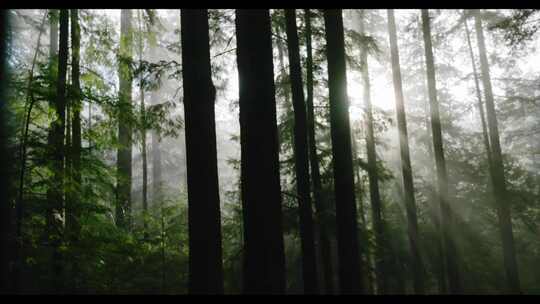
(488, 9, 540, 47)
(4, 8, 540, 295)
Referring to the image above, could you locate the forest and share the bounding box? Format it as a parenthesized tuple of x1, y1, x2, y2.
(0, 8, 539, 295)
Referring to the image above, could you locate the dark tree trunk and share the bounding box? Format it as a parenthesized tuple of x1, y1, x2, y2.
(284, 9, 319, 294)
(0, 8, 12, 294)
(181, 9, 224, 294)
(47, 9, 68, 293)
(417, 19, 448, 294)
(68, 8, 82, 293)
(358, 9, 388, 295)
(304, 9, 334, 295)
(386, 9, 425, 294)
(421, 9, 462, 294)
(116, 9, 133, 230)
(323, 9, 363, 294)
(473, 9, 521, 294)
(235, 9, 286, 294)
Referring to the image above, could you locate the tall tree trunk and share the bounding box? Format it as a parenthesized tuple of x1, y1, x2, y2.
(235, 9, 286, 294)
(276, 28, 291, 106)
(141, 85, 148, 237)
(50, 10, 58, 57)
(284, 9, 319, 294)
(88, 103, 92, 151)
(181, 9, 224, 294)
(67, 8, 82, 293)
(47, 9, 68, 293)
(386, 9, 425, 294)
(0, 8, 12, 294)
(116, 9, 133, 230)
(137, 10, 148, 238)
(358, 9, 388, 295)
(421, 9, 462, 294)
(473, 9, 521, 294)
(463, 15, 493, 171)
(304, 9, 334, 295)
(416, 18, 448, 293)
(323, 9, 363, 294)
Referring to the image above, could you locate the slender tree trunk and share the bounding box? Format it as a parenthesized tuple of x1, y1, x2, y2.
(276, 29, 291, 106)
(421, 99, 448, 294)
(0, 8, 12, 294)
(304, 9, 334, 295)
(181, 9, 224, 294)
(415, 18, 448, 294)
(473, 9, 521, 294)
(463, 15, 493, 169)
(137, 10, 148, 238)
(116, 9, 133, 230)
(284, 9, 319, 294)
(324, 9, 363, 294)
(386, 9, 425, 294)
(141, 94, 148, 235)
(50, 10, 58, 57)
(64, 81, 72, 285)
(67, 8, 82, 293)
(88, 104, 92, 151)
(421, 9, 462, 294)
(47, 9, 68, 293)
(358, 9, 389, 295)
(236, 9, 286, 294)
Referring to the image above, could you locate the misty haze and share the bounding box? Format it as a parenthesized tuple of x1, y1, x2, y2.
(0, 8, 538, 295)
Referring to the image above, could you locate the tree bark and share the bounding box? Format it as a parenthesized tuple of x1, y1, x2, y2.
(463, 15, 493, 172)
(284, 9, 319, 294)
(323, 9, 363, 294)
(473, 9, 521, 294)
(50, 10, 58, 58)
(116, 9, 133, 230)
(137, 10, 149, 239)
(0, 8, 12, 294)
(235, 9, 286, 294)
(386, 9, 425, 294)
(421, 9, 462, 294)
(181, 9, 224, 294)
(47, 9, 68, 293)
(68, 8, 82, 293)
